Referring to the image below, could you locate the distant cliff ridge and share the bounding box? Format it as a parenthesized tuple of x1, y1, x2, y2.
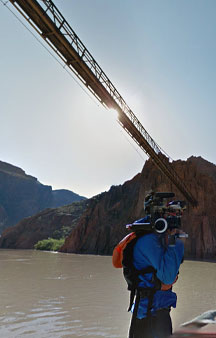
(0, 156, 216, 260)
(52, 189, 85, 207)
(0, 160, 86, 233)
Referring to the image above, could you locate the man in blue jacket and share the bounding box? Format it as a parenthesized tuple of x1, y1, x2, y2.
(126, 193, 185, 338)
(130, 228, 184, 337)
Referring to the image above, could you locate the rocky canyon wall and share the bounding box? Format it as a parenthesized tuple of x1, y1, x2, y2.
(60, 156, 216, 259)
(1, 156, 216, 260)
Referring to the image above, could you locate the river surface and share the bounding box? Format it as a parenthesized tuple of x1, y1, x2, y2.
(0, 250, 216, 337)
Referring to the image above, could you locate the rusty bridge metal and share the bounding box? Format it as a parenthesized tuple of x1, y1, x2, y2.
(8, 0, 197, 206)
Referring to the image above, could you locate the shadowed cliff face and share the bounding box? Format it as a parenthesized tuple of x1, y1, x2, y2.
(60, 173, 142, 255)
(0, 160, 86, 233)
(0, 200, 89, 249)
(60, 156, 216, 259)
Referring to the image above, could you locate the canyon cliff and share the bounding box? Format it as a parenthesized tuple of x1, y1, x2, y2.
(0, 156, 216, 260)
(0, 160, 86, 233)
(0, 200, 89, 249)
(60, 156, 216, 259)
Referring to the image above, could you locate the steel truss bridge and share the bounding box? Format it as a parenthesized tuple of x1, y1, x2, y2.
(8, 0, 197, 206)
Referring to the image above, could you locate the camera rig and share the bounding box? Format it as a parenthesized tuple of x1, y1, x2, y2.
(126, 192, 188, 238)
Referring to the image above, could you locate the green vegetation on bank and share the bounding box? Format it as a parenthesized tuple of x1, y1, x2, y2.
(34, 238, 65, 251)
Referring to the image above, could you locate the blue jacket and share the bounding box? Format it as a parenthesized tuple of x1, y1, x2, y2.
(132, 220, 184, 319)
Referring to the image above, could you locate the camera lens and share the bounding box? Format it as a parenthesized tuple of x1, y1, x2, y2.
(154, 218, 168, 233)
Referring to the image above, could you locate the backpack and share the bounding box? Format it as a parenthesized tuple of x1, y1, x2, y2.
(112, 231, 159, 313)
(112, 231, 178, 311)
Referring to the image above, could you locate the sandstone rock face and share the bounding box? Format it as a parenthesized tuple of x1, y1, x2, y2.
(0, 200, 89, 249)
(60, 156, 216, 260)
(0, 160, 86, 233)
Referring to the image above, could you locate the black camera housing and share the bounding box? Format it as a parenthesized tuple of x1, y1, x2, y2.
(145, 192, 185, 233)
(126, 192, 186, 236)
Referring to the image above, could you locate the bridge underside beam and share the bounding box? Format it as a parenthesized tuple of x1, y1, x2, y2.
(9, 0, 197, 207)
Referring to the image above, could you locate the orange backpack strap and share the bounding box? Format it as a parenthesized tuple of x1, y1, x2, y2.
(112, 232, 136, 268)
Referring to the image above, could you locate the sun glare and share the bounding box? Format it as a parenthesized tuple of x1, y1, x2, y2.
(109, 108, 119, 120)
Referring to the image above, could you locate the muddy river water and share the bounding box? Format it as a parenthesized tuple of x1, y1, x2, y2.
(0, 250, 216, 337)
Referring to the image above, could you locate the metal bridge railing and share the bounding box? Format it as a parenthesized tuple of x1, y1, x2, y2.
(39, 0, 164, 157)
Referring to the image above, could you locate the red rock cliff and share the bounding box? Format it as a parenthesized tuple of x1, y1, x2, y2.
(60, 156, 216, 259)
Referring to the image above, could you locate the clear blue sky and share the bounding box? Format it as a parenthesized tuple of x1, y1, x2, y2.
(0, 0, 215, 198)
